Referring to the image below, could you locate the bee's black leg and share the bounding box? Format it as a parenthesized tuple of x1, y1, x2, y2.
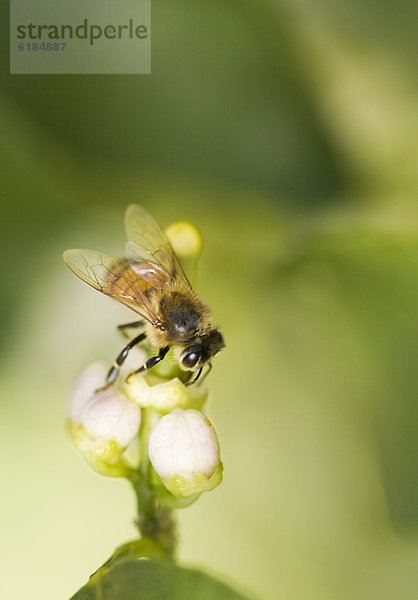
(126, 346, 170, 381)
(98, 333, 147, 391)
(117, 320, 145, 339)
(185, 366, 203, 386)
(186, 363, 212, 387)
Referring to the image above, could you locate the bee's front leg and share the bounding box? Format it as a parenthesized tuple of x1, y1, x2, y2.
(98, 332, 147, 391)
(185, 367, 202, 386)
(185, 363, 212, 386)
(126, 346, 170, 381)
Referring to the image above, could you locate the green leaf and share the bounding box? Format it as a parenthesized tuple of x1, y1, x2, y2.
(70, 559, 252, 600)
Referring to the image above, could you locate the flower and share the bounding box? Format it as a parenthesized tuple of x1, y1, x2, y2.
(148, 409, 223, 497)
(68, 362, 141, 476)
(124, 373, 207, 414)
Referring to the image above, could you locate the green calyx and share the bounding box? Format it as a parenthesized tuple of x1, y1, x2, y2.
(162, 462, 224, 498)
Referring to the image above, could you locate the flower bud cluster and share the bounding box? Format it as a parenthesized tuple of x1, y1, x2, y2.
(68, 360, 222, 499)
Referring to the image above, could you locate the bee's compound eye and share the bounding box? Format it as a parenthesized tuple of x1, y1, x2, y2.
(182, 351, 200, 369)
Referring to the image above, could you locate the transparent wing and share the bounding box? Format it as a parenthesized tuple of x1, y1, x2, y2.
(124, 204, 191, 288)
(63, 249, 166, 326)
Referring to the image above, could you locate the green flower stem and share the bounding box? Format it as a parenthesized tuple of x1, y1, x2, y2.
(130, 473, 177, 557)
(129, 407, 177, 557)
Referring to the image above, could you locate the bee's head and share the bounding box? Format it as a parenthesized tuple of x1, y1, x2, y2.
(180, 328, 225, 371)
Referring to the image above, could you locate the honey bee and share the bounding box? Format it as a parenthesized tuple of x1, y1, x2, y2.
(63, 205, 225, 388)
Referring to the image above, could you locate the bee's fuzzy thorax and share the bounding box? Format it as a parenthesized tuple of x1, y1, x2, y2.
(146, 281, 211, 349)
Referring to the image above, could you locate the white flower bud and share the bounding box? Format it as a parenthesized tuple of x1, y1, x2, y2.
(68, 362, 141, 476)
(148, 409, 222, 497)
(68, 361, 108, 424)
(80, 389, 141, 449)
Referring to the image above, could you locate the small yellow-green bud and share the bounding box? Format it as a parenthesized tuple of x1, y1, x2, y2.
(148, 409, 222, 497)
(165, 221, 203, 262)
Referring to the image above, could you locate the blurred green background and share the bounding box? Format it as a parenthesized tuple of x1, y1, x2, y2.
(1, 1, 418, 599)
